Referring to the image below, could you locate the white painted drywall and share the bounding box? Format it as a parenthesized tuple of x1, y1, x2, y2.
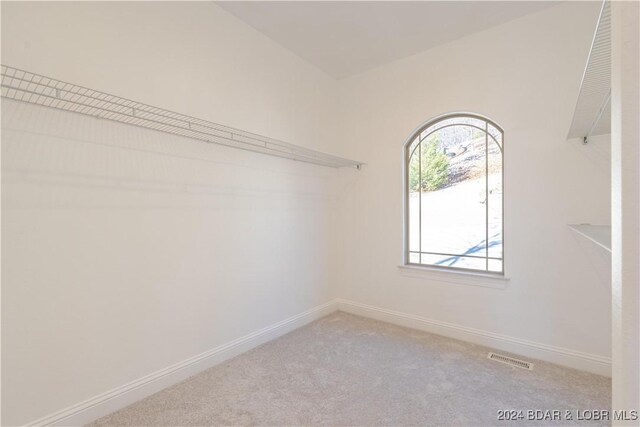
(611, 0, 640, 420)
(0, 3, 347, 425)
(333, 1, 612, 368)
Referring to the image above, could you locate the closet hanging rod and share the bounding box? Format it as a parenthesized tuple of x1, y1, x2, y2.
(0, 65, 363, 169)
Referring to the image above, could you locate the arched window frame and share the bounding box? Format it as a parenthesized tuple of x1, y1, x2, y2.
(402, 112, 505, 275)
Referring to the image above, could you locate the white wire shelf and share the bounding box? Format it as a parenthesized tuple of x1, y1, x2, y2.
(568, 224, 611, 252)
(567, 0, 611, 143)
(0, 64, 363, 169)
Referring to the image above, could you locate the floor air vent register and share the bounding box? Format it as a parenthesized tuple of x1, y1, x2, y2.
(487, 352, 534, 370)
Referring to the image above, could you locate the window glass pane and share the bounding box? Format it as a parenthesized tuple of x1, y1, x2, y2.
(419, 253, 487, 271)
(487, 140, 503, 261)
(408, 146, 421, 253)
(420, 116, 487, 141)
(488, 259, 503, 273)
(408, 135, 420, 157)
(488, 124, 502, 149)
(420, 126, 486, 257)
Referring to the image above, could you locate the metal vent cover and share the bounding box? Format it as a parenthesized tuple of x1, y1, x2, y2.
(487, 352, 534, 370)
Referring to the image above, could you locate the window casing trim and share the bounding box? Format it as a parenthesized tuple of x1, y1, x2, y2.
(402, 112, 505, 275)
(397, 264, 509, 290)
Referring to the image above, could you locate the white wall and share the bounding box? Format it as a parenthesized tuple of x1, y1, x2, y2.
(1, 2, 345, 425)
(334, 1, 612, 370)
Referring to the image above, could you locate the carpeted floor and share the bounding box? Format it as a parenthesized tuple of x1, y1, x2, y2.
(90, 312, 611, 426)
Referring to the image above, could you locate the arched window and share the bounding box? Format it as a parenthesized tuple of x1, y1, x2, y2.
(404, 113, 504, 274)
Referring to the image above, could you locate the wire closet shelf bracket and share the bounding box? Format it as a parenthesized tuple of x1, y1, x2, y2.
(0, 65, 363, 169)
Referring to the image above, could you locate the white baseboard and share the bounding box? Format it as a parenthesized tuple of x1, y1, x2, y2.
(337, 299, 611, 377)
(27, 300, 339, 427)
(25, 298, 610, 426)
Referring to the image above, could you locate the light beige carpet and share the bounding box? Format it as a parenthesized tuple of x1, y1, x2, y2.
(90, 312, 610, 426)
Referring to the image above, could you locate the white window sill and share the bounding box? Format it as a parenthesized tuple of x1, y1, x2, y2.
(397, 264, 510, 289)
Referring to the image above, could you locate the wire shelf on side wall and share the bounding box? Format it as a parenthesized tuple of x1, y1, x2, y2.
(567, 0, 611, 144)
(568, 224, 611, 252)
(0, 64, 363, 169)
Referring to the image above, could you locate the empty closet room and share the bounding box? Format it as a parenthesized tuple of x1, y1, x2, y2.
(1, 1, 639, 426)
